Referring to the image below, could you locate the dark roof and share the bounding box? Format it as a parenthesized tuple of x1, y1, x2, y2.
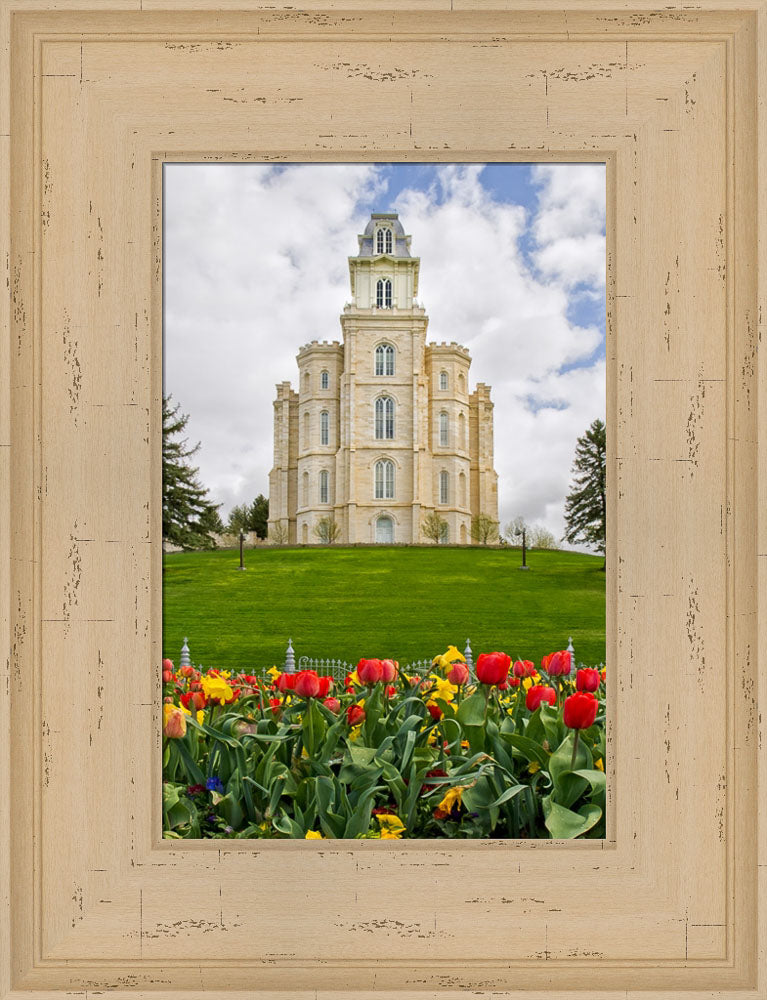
(357, 213, 411, 258)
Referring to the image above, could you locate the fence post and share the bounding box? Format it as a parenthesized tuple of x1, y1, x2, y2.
(285, 638, 296, 673)
(567, 636, 575, 674)
(180, 637, 191, 668)
(464, 639, 473, 672)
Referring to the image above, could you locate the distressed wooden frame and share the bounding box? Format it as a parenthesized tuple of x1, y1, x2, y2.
(1, 2, 766, 997)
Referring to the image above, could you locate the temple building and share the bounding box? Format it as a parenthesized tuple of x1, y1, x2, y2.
(267, 213, 498, 545)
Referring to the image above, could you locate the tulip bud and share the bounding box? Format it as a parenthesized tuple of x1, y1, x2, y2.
(162, 658, 174, 672)
(576, 668, 600, 693)
(526, 685, 556, 712)
(563, 692, 598, 730)
(475, 652, 511, 686)
(163, 707, 187, 739)
(294, 670, 320, 699)
(357, 659, 384, 685)
(427, 702, 443, 721)
(513, 659, 535, 678)
(346, 704, 366, 726)
(447, 662, 470, 686)
(381, 659, 398, 683)
(162, 669, 173, 684)
(323, 696, 341, 714)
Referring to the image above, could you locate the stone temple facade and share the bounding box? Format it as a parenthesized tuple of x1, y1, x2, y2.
(267, 213, 498, 545)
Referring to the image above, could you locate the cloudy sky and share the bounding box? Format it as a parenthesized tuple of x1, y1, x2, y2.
(164, 162, 605, 544)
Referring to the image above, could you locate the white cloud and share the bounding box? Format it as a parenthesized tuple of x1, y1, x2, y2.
(164, 162, 606, 547)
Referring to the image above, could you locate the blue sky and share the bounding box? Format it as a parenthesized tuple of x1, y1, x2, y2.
(164, 162, 606, 542)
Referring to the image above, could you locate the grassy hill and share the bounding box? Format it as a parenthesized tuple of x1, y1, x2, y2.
(162, 545, 605, 673)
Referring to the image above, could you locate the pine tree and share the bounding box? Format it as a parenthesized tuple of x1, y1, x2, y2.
(563, 418, 606, 562)
(248, 494, 269, 539)
(162, 396, 223, 550)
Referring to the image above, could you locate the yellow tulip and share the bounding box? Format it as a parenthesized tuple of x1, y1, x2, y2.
(305, 830, 324, 839)
(163, 704, 187, 739)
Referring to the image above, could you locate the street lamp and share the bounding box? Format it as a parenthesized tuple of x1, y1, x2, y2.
(238, 529, 246, 570)
(513, 525, 530, 570)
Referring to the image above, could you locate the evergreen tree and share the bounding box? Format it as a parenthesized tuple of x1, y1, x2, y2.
(162, 396, 223, 550)
(248, 494, 269, 539)
(226, 504, 251, 536)
(562, 418, 606, 561)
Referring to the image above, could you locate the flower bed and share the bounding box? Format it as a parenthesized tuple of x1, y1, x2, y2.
(162, 646, 606, 840)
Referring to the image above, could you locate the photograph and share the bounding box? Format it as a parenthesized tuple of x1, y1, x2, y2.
(161, 162, 607, 840)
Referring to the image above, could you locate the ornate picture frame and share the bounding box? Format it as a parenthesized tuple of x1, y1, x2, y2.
(1, 3, 765, 996)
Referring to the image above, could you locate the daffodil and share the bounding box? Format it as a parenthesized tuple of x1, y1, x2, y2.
(267, 666, 281, 680)
(349, 724, 362, 742)
(429, 675, 458, 702)
(376, 814, 406, 839)
(305, 830, 324, 839)
(594, 757, 604, 771)
(347, 669, 361, 687)
(437, 785, 465, 813)
(196, 710, 205, 725)
(522, 676, 535, 691)
(201, 674, 234, 705)
(431, 645, 465, 670)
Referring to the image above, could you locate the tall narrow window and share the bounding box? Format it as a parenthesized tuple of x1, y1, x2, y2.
(439, 470, 449, 505)
(376, 278, 392, 309)
(375, 343, 395, 376)
(303, 411, 310, 449)
(375, 460, 395, 500)
(439, 411, 449, 447)
(458, 411, 466, 448)
(375, 396, 394, 440)
(319, 469, 329, 504)
(376, 227, 393, 254)
(302, 471, 309, 506)
(320, 410, 329, 445)
(459, 471, 467, 507)
(439, 371, 448, 391)
(320, 370, 329, 390)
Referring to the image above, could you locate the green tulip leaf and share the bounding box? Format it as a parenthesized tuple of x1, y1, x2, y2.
(457, 692, 487, 727)
(543, 795, 602, 839)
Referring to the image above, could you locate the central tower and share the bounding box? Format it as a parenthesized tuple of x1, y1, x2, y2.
(338, 214, 429, 543)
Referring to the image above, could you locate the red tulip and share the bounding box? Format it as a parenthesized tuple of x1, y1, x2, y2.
(163, 708, 187, 739)
(294, 671, 321, 699)
(447, 662, 470, 686)
(162, 658, 174, 671)
(526, 685, 556, 712)
(180, 691, 207, 711)
(323, 696, 341, 713)
(563, 691, 598, 730)
(180, 665, 196, 679)
(497, 680, 509, 691)
(276, 672, 296, 692)
(346, 704, 365, 726)
(317, 675, 333, 697)
(475, 652, 511, 686)
(509, 677, 520, 687)
(427, 702, 443, 721)
(269, 697, 282, 714)
(542, 650, 572, 677)
(162, 669, 173, 684)
(381, 659, 398, 682)
(357, 658, 384, 685)
(385, 684, 397, 698)
(576, 668, 600, 693)
(513, 659, 535, 678)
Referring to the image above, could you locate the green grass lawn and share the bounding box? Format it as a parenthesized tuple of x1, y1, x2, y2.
(163, 545, 606, 673)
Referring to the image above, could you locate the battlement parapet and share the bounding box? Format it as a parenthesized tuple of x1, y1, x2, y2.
(426, 340, 471, 359)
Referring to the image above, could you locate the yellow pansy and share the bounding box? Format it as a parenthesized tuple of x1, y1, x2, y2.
(594, 757, 604, 771)
(376, 814, 406, 839)
(431, 645, 465, 670)
(437, 786, 465, 813)
(528, 761, 541, 775)
(305, 830, 324, 839)
(200, 674, 234, 705)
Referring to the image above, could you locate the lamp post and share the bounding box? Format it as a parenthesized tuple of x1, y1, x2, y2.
(514, 526, 529, 570)
(238, 529, 246, 570)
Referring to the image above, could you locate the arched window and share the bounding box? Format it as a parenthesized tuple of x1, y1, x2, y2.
(376, 278, 392, 309)
(320, 370, 329, 390)
(458, 372, 465, 394)
(375, 396, 394, 440)
(375, 343, 395, 376)
(439, 411, 449, 447)
(302, 471, 309, 506)
(319, 469, 329, 504)
(320, 410, 329, 446)
(439, 370, 448, 391)
(375, 460, 395, 500)
(459, 471, 467, 507)
(303, 411, 310, 448)
(460, 523, 467, 544)
(302, 523, 308, 544)
(303, 371, 310, 391)
(439, 470, 449, 505)
(376, 228, 393, 254)
(458, 411, 466, 448)
(439, 522, 449, 545)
